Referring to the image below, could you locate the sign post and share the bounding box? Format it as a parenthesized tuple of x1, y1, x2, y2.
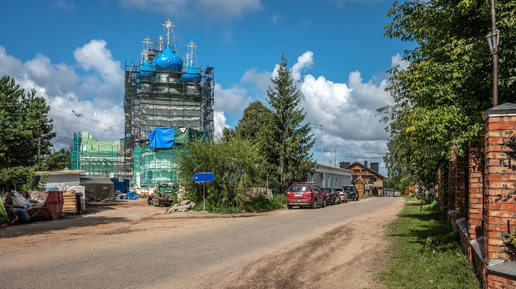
(194, 172, 214, 212)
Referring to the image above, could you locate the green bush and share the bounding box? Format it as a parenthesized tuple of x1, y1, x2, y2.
(176, 137, 269, 213)
(243, 193, 286, 213)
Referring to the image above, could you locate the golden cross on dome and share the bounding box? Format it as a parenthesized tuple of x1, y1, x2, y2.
(163, 19, 174, 44)
(187, 41, 196, 64)
(141, 36, 151, 58)
(158, 35, 164, 51)
(184, 52, 191, 65)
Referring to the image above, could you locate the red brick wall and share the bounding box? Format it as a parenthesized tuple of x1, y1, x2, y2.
(483, 114, 516, 261)
(469, 139, 484, 240)
(449, 151, 457, 211)
(487, 273, 516, 288)
(456, 153, 467, 220)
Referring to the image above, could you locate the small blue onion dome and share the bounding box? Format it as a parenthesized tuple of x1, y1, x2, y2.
(153, 45, 183, 72)
(140, 58, 155, 76)
(181, 62, 201, 83)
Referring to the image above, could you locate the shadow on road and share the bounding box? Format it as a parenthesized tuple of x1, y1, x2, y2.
(0, 206, 133, 239)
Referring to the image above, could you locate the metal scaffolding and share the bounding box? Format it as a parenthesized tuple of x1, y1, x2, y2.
(122, 32, 214, 187)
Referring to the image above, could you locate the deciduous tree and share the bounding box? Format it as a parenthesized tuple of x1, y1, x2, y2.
(380, 0, 516, 188)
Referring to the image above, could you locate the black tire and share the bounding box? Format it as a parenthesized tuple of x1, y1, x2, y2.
(312, 199, 317, 209)
(322, 199, 327, 208)
(287, 205, 292, 210)
(355, 194, 359, 201)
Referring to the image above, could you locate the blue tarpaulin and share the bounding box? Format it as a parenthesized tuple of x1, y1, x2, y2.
(149, 127, 175, 149)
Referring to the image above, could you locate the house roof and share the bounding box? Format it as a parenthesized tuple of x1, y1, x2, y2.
(34, 170, 85, 176)
(345, 161, 385, 179)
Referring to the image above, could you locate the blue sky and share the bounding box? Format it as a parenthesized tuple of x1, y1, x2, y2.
(0, 0, 413, 176)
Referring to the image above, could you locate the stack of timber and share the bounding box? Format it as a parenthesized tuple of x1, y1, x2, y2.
(62, 191, 77, 214)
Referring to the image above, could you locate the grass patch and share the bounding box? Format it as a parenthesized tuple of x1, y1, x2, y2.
(360, 192, 375, 199)
(244, 193, 286, 212)
(192, 193, 286, 214)
(376, 197, 481, 289)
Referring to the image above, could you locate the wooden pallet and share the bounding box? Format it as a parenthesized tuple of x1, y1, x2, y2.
(62, 191, 77, 214)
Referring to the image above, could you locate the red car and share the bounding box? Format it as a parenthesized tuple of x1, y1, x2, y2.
(287, 182, 326, 209)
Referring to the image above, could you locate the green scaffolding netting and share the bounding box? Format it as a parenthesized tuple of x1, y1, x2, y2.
(70, 129, 204, 187)
(78, 132, 120, 175)
(133, 145, 186, 187)
(133, 128, 205, 187)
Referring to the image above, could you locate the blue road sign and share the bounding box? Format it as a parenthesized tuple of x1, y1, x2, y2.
(194, 172, 214, 183)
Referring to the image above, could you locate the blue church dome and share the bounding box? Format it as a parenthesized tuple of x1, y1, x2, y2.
(153, 45, 183, 72)
(140, 58, 155, 76)
(181, 62, 201, 83)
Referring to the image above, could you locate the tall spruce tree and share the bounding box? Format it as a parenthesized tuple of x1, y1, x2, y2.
(265, 52, 315, 193)
(0, 75, 56, 190)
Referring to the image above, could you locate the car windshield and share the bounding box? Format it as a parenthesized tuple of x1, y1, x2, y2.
(343, 186, 354, 192)
(290, 185, 308, 192)
(334, 188, 342, 192)
(321, 188, 332, 193)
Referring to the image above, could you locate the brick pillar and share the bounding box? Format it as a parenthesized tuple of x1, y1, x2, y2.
(482, 103, 516, 262)
(469, 139, 484, 240)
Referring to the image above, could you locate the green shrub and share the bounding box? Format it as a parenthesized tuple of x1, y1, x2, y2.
(176, 137, 268, 213)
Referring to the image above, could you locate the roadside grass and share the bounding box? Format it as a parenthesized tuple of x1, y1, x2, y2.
(192, 193, 286, 214)
(376, 197, 481, 289)
(360, 192, 377, 199)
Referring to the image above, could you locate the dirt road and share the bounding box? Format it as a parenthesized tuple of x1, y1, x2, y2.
(0, 197, 405, 289)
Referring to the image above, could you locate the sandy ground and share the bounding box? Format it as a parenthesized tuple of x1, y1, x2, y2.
(199, 199, 405, 289)
(1, 198, 405, 289)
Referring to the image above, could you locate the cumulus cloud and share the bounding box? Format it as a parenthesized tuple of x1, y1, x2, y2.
(214, 110, 229, 140)
(241, 68, 272, 94)
(119, 0, 263, 20)
(271, 51, 314, 82)
(0, 44, 124, 149)
(213, 83, 253, 115)
(391, 53, 410, 71)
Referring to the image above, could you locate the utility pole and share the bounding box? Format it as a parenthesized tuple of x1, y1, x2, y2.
(72, 110, 84, 170)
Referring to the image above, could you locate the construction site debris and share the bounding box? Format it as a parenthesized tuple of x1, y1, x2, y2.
(166, 200, 196, 213)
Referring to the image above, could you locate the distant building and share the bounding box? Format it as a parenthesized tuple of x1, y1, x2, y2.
(308, 163, 352, 188)
(345, 161, 385, 196)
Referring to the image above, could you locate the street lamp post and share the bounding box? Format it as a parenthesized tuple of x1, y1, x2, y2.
(72, 110, 84, 170)
(486, 0, 500, 107)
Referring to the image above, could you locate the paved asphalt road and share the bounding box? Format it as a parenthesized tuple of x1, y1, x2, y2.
(1, 197, 401, 289)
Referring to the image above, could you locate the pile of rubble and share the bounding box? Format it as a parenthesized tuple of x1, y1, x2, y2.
(166, 200, 196, 213)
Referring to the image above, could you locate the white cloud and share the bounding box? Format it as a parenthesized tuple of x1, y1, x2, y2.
(213, 83, 253, 114)
(119, 0, 263, 20)
(74, 40, 124, 86)
(241, 68, 272, 94)
(0, 44, 124, 150)
(214, 110, 229, 140)
(391, 53, 409, 71)
(292, 51, 314, 81)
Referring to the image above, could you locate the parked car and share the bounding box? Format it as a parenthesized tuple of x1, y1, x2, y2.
(334, 187, 348, 203)
(321, 187, 340, 205)
(342, 185, 359, 201)
(287, 182, 326, 209)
